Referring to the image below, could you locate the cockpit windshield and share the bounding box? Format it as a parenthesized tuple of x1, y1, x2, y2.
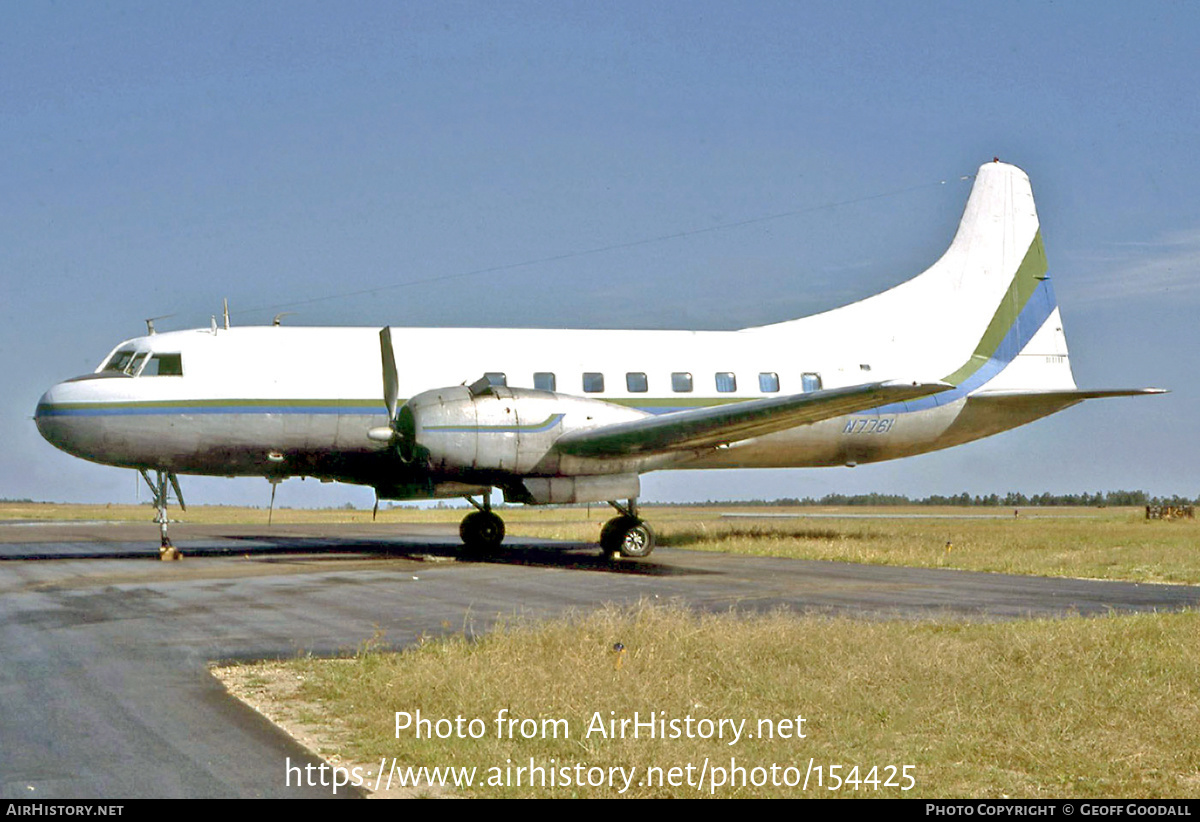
(101, 348, 138, 374)
(99, 349, 183, 377)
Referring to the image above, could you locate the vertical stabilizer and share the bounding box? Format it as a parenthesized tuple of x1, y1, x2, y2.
(753, 160, 1076, 394)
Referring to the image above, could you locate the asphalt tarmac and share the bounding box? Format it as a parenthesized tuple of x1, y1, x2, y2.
(3, 520, 1198, 799)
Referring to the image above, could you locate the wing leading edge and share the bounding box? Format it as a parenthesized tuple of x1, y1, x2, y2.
(554, 380, 952, 458)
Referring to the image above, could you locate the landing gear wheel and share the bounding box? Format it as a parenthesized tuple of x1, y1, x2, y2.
(159, 540, 182, 562)
(459, 510, 505, 553)
(599, 516, 655, 559)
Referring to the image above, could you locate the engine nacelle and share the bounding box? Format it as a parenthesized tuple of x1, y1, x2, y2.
(398, 384, 648, 477)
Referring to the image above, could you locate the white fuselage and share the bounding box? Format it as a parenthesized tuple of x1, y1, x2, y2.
(33, 294, 1072, 487)
(34, 161, 1093, 503)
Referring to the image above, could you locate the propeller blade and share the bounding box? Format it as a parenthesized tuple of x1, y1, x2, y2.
(380, 326, 399, 423)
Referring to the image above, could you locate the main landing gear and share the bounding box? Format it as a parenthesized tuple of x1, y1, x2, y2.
(455, 493, 655, 560)
(600, 498, 656, 560)
(459, 494, 505, 553)
(139, 468, 185, 561)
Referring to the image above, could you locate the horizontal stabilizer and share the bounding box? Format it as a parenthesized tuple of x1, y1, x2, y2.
(555, 380, 951, 458)
(969, 388, 1166, 415)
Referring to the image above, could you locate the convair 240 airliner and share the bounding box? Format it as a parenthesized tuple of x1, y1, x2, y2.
(35, 160, 1161, 559)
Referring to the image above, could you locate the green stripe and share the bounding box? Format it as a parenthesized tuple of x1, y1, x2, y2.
(49, 395, 756, 416)
(427, 414, 563, 432)
(942, 231, 1047, 386)
(45, 398, 385, 411)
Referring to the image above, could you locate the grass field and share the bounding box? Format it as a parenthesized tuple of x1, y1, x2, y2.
(505, 505, 1200, 584)
(223, 603, 1200, 798)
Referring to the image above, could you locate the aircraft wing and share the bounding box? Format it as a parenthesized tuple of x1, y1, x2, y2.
(554, 380, 952, 458)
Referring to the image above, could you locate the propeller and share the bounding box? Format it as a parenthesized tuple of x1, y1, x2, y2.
(368, 326, 400, 444)
(369, 326, 417, 462)
(381, 326, 399, 424)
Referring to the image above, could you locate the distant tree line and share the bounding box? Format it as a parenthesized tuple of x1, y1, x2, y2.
(669, 490, 1199, 508)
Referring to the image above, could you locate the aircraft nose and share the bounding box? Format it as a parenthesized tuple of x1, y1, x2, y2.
(35, 385, 65, 443)
(35, 382, 55, 414)
(35, 379, 134, 468)
(34, 382, 88, 457)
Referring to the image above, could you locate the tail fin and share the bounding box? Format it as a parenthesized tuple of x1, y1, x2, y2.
(753, 159, 1077, 395)
(924, 160, 1072, 394)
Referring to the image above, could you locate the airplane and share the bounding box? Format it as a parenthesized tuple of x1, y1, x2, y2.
(34, 159, 1162, 561)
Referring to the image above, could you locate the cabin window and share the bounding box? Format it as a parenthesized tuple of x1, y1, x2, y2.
(715, 372, 737, 393)
(534, 372, 556, 391)
(802, 372, 823, 393)
(143, 353, 183, 376)
(671, 372, 693, 393)
(484, 372, 507, 387)
(626, 372, 648, 393)
(582, 372, 605, 393)
(759, 372, 780, 393)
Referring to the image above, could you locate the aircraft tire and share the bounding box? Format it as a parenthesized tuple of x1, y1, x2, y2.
(600, 516, 655, 559)
(460, 510, 505, 553)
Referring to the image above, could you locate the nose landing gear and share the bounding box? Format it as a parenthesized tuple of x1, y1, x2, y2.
(139, 469, 185, 560)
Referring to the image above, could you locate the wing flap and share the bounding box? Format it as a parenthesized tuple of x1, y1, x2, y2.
(555, 380, 951, 458)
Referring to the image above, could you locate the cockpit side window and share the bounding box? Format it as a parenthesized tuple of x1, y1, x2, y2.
(143, 354, 183, 376)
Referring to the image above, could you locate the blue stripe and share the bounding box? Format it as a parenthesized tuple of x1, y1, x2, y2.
(37, 404, 384, 418)
(872, 278, 1058, 415)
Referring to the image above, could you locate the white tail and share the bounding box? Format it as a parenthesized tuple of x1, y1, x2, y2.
(751, 160, 1076, 395)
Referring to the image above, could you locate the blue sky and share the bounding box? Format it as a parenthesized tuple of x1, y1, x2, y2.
(3, 2, 1196, 507)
